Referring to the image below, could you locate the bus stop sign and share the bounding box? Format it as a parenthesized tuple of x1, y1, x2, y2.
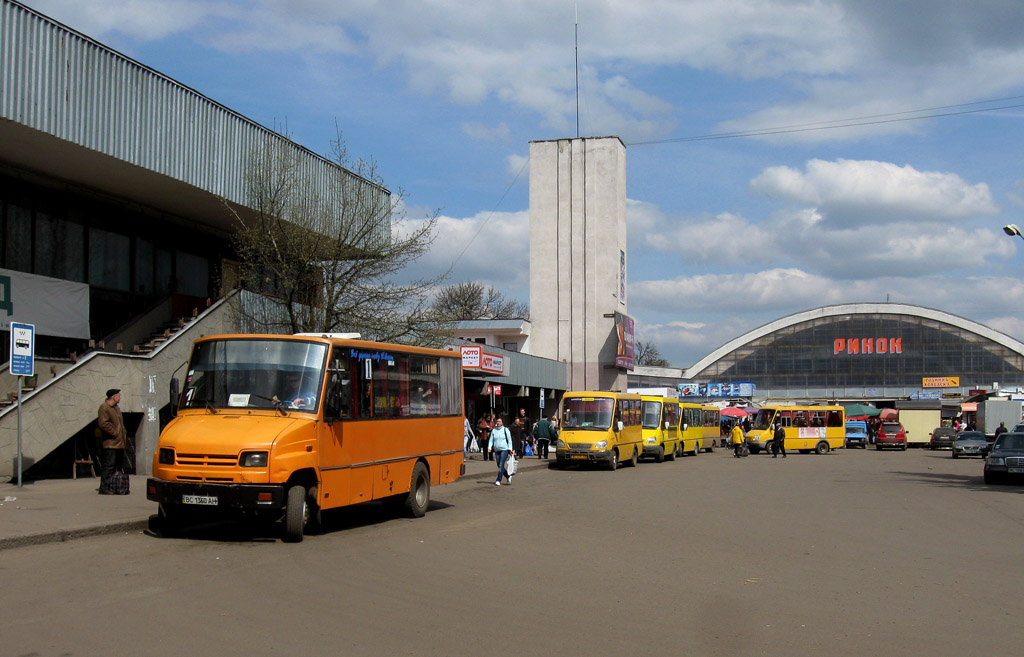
(10, 322, 34, 376)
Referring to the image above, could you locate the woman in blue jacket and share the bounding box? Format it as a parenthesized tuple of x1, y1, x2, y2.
(488, 416, 514, 486)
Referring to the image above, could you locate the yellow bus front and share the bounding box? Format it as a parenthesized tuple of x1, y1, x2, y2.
(640, 396, 680, 462)
(679, 403, 704, 455)
(556, 392, 643, 470)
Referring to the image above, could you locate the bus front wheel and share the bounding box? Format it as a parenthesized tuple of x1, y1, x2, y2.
(283, 485, 307, 543)
(608, 450, 619, 471)
(405, 462, 430, 518)
(815, 441, 830, 455)
(655, 446, 665, 463)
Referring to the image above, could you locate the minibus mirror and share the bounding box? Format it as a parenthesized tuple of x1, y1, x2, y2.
(682, 423, 688, 431)
(664, 421, 670, 430)
(617, 420, 623, 432)
(168, 377, 179, 418)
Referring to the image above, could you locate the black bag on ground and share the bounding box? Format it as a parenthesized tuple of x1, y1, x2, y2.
(108, 471, 130, 495)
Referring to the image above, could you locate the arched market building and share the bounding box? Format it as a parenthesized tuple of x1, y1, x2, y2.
(631, 303, 1024, 402)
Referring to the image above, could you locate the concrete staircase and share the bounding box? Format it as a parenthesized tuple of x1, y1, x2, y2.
(0, 292, 240, 480)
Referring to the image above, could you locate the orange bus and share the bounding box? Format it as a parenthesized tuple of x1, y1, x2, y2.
(147, 334, 465, 541)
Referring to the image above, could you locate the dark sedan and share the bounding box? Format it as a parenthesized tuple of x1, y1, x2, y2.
(928, 427, 956, 450)
(983, 432, 1024, 484)
(951, 431, 987, 458)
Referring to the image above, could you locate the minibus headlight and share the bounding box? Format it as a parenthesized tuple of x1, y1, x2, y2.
(556, 439, 566, 448)
(593, 440, 608, 449)
(158, 448, 175, 465)
(645, 437, 657, 444)
(240, 451, 269, 467)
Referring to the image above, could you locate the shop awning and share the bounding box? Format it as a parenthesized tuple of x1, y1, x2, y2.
(961, 402, 977, 412)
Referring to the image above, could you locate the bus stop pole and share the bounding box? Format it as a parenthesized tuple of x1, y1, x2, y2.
(17, 375, 23, 487)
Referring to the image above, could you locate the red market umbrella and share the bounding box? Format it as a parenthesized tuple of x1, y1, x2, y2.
(720, 407, 746, 417)
(880, 408, 898, 420)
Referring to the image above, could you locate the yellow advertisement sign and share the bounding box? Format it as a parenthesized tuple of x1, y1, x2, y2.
(922, 377, 959, 388)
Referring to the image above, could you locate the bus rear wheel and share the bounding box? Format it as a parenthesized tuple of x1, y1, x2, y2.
(283, 485, 308, 543)
(627, 448, 639, 467)
(405, 462, 430, 518)
(815, 441, 830, 455)
(666, 444, 676, 461)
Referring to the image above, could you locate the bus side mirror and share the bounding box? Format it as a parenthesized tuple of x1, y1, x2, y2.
(617, 420, 624, 432)
(664, 421, 670, 430)
(682, 423, 688, 431)
(168, 377, 180, 419)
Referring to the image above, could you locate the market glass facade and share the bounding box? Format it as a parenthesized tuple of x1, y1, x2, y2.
(693, 313, 1024, 389)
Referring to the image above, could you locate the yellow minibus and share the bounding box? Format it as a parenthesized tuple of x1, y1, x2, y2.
(638, 395, 681, 462)
(701, 405, 720, 452)
(556, 391, 643, 470)
(147, 333, 465, 541)
(745, 405, 846, 454)
(679, 403, 705, 456)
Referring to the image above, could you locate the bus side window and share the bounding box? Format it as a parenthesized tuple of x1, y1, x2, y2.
(324, 352, 353, 419)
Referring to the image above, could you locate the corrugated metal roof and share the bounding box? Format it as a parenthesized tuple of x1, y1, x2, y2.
(0, 0, 387, 238)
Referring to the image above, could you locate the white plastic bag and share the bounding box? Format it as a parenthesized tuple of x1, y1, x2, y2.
(469, 438, 481, 453)
(505, 453, 518, 476)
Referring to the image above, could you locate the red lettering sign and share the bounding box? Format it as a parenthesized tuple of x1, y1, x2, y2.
(833, 338, 903, 355)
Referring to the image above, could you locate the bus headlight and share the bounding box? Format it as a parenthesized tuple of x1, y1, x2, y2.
(593, 440, 608, 449)
(158, 448, 175, 464)
(240, 451, 269, 467)
(556, 439, 566, 448)
(645, 437, 657, 444)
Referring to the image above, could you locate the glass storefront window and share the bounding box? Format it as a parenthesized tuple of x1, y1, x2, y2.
(88, 227, 130, 290)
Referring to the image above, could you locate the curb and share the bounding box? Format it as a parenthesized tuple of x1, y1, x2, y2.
(0, 518, 150, 552)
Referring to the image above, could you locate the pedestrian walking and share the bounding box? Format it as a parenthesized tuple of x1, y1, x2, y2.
(731, 422, 745, 458)
(772, 421, 787, 458)
(477, 413, 493, 460)
(488, 417, 514, 485)
(463, 415, 475, 456)
(533, 414, 556, 459)
(510, 417, 525, 456)
(96, 388, 128, 494)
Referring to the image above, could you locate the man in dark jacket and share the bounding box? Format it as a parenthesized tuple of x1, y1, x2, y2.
(533, 415, 557, 459)
(97, 388, 128, 494)
(772, 422, 787, 458)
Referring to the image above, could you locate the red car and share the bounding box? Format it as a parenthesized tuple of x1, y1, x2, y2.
(876, 422, 907, 450)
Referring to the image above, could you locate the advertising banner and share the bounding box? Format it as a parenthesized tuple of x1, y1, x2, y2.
(0, 268, 90, 339)
(614, 312, 634, 370)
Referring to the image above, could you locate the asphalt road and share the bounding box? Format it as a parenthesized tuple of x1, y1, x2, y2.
(2, 447, 1022, 657)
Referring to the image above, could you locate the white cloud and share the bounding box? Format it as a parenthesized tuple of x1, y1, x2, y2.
(506, 153, 529, 180)
(751, 159, 1000, 224)
(399, 209, 531, 296)
(462, 122, 511, 142)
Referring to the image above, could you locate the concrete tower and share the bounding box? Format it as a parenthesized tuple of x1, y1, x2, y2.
(529, 136, 632, 392)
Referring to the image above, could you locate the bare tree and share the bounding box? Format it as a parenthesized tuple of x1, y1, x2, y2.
(635, 340, 670, 367)
(224, 128, 449, 344)
(431, 281, 529, 320)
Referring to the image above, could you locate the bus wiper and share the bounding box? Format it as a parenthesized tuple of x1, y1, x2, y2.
(204, 400, 218, 414)
(249, 393, 289, 416)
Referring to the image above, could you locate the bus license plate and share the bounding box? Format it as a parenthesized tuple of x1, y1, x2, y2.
(182, 494, 218, 506)
(571, 454, 588, 459)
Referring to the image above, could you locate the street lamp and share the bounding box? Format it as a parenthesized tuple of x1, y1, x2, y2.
(1004, 224, 1024, 240)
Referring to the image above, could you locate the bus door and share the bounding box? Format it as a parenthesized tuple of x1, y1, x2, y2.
(320, 347, 355, 509)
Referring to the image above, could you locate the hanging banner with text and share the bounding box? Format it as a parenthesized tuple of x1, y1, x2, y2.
(0, 268, 90, 339)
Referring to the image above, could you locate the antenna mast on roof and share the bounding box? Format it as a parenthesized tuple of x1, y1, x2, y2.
(575, 5, 580, 138)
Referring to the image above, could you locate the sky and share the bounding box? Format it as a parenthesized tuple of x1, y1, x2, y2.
(20, 0, 1024, 367)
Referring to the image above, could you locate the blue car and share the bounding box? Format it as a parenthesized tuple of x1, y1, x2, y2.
(845, 420, 868, 449)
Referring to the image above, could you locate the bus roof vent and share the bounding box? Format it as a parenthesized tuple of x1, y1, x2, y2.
(294, 332, 362, 339)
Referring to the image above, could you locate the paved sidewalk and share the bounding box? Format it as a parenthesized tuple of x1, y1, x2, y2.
(0, 453, 552, 550)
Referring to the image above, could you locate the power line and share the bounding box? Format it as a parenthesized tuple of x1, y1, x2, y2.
(628, 95, 1024, 146)
(448, 157, 530, 271)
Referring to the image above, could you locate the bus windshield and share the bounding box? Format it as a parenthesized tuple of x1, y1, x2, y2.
(564, 397, 615, 430)
(181, 339, 328, 413)
(753, 409, 775, 430)
(641, 401, 663, 429)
